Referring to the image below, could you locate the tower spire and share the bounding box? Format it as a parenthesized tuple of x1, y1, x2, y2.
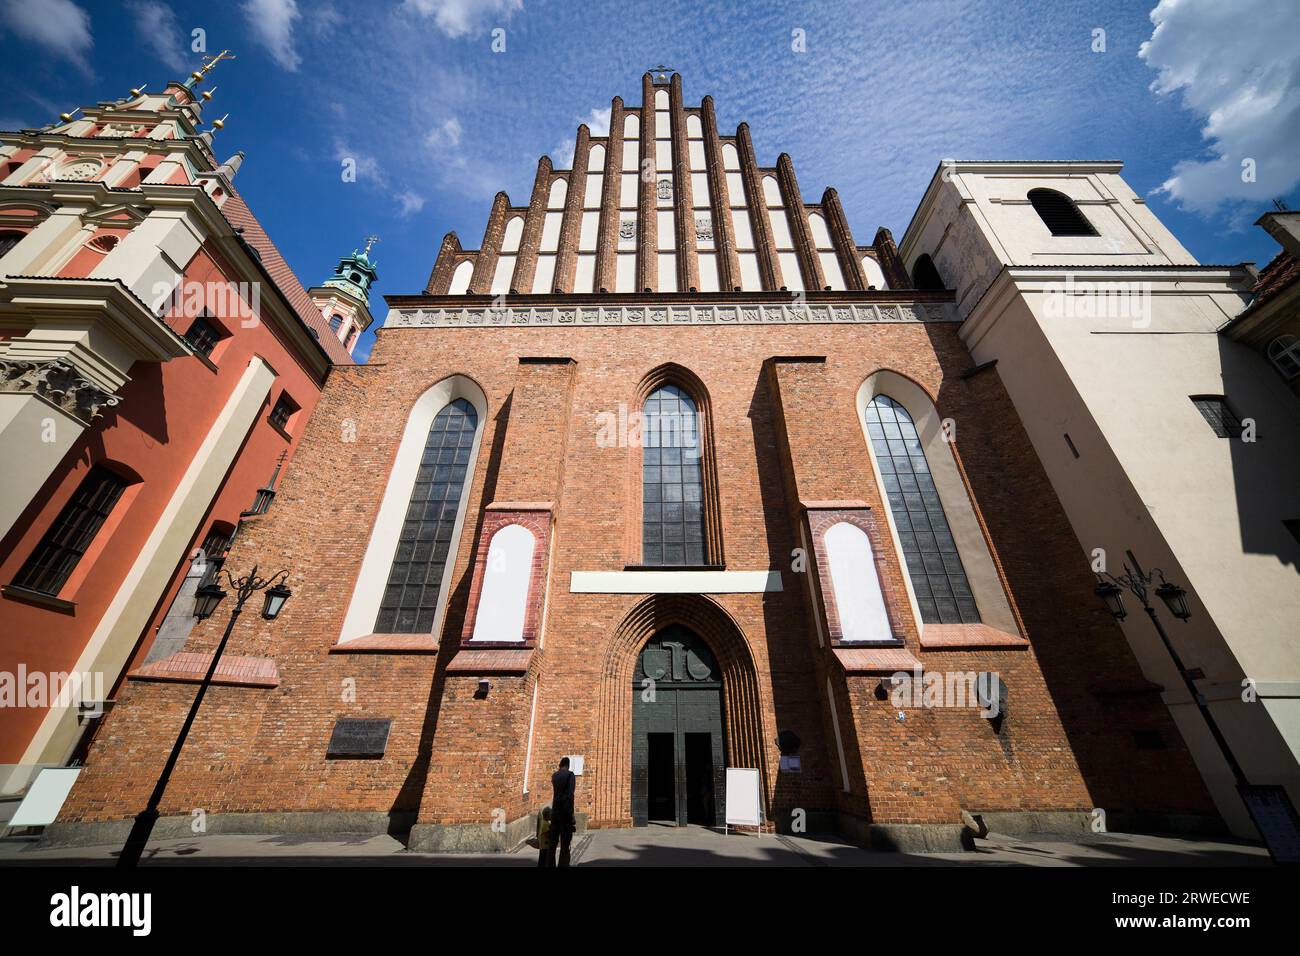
(185, 49, 236, 90)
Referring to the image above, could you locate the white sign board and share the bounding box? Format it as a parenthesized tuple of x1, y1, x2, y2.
(9, 767, 82, 827)
(565, 755, 585, 775)
(724, 767, 762, 829)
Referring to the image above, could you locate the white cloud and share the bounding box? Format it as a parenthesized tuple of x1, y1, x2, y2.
(334, 139, 385, 186)
(242, 0, 301, 72)
(126, 0, 187, 73)
(0, 0, 92, 72)
(551, 137, 574, 167)
(397, 190, 426, 217)
(1139, 0, 1300, 215)
(308, 3, 344, 37)
(424, 117, 463, 149)
(550, 108, 610, 167)
(402, 0, 522, 39)
(581, 107, 611, 137)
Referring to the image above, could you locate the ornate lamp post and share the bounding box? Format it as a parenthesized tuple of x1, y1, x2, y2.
(1096, 552, 1299, 863)
(117, 566, 290, 868)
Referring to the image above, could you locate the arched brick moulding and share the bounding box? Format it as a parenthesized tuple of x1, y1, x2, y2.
(591, 593, 768, 826)
(622, 362, 725, 567)
(806, 507, 908, 645)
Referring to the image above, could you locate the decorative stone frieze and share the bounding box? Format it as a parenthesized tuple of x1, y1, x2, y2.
(385, 300, 957, 329)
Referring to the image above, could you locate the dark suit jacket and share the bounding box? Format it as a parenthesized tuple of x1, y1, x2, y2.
(551, 769, 576, 824)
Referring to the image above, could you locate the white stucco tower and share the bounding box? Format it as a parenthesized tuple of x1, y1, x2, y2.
(900, 161, 1300, 838)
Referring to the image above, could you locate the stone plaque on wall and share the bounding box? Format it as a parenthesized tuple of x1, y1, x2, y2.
(326, 718, 392, 758)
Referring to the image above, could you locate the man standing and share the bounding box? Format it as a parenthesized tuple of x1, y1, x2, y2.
(551, 756, 577, 866)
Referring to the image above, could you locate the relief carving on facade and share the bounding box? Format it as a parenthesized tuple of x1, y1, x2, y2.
(0, 358, 121, 423)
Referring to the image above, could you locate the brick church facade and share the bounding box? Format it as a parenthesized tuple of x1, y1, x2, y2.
(50, 72, 1216, 850)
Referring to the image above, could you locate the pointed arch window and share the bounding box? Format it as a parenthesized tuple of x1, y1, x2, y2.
(1028, 188, 1097, 237)
(642, 384, 706, 566)
(911, 254, 945, 291)
(375, 398, 478, 633)
(865, 395, 979, 624)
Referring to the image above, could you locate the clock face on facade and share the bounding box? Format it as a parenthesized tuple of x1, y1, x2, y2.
(58, 160, 100, 181)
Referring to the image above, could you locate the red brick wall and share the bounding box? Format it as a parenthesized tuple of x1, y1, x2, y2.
(58, 313, 1213, 832)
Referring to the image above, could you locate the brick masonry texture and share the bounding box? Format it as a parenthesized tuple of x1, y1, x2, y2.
(58, 312, 1215, 835)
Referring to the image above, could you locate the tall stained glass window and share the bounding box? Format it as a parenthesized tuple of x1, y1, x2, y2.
(865, 394, 979, 624)
(376, 398, 477, 632)
(642, 384, 706, 566)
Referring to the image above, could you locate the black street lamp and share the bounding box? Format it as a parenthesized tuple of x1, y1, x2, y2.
(117, 566, 290, 868)
(1096, 554, 1246, 783)
(1096, 551, 1299, 863)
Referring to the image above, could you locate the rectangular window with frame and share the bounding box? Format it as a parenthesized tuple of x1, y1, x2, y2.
(12, 466, 130, 596)
(184, 315, 225, 358)
(1191, 395, 1244, 438)
(269, 392, 298, 432)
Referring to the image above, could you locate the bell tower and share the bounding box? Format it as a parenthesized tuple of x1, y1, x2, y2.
(309, 235, 378, 357)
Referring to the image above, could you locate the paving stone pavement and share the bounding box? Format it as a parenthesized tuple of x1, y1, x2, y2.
(0, 824, 1272, 866)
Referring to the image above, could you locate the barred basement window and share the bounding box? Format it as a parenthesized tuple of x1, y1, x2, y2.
(1191, 395, 1244, 438)
(184, 315, 224, 358)
(642, 384, 706, 566)
(865, 395, 980, 624)
(13, 465, 130, 596)
(1028, 188, 1098, 237)
(269, 392, 298, 431)
(375, 398, 478, 633)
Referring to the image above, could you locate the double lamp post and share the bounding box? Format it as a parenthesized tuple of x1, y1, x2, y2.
(117, 566, 290, 868)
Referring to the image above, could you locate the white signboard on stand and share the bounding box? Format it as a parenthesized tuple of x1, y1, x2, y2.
(724, 767, 762, 834)
(9, 767, 82, 827)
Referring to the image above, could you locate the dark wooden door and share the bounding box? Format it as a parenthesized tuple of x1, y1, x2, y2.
(631, 625, 725, 827)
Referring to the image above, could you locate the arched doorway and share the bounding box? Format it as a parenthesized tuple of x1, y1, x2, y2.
(631, 624, 725, 826)
(592, 594, 768, 829)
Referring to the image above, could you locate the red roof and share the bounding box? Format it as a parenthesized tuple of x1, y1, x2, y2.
(1249, 249, 1300, 311)
(219, 189, 355, 365)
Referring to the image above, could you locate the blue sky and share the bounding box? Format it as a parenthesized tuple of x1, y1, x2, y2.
(3, 0, 1298, 362)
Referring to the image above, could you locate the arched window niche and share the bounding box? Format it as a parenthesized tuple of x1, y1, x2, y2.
(338, 374, 487, 644)
(856, 370, 1021, 640)
(1027, 187, 1098, 237)
(824, 521, 895, 642)
(469, 523, 537, 644)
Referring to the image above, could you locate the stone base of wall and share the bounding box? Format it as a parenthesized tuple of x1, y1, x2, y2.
(40, 810, 418, 849)
(408, 811, 589, 853)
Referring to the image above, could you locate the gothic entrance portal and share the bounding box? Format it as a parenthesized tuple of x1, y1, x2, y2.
(631, 624, 725, 827)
